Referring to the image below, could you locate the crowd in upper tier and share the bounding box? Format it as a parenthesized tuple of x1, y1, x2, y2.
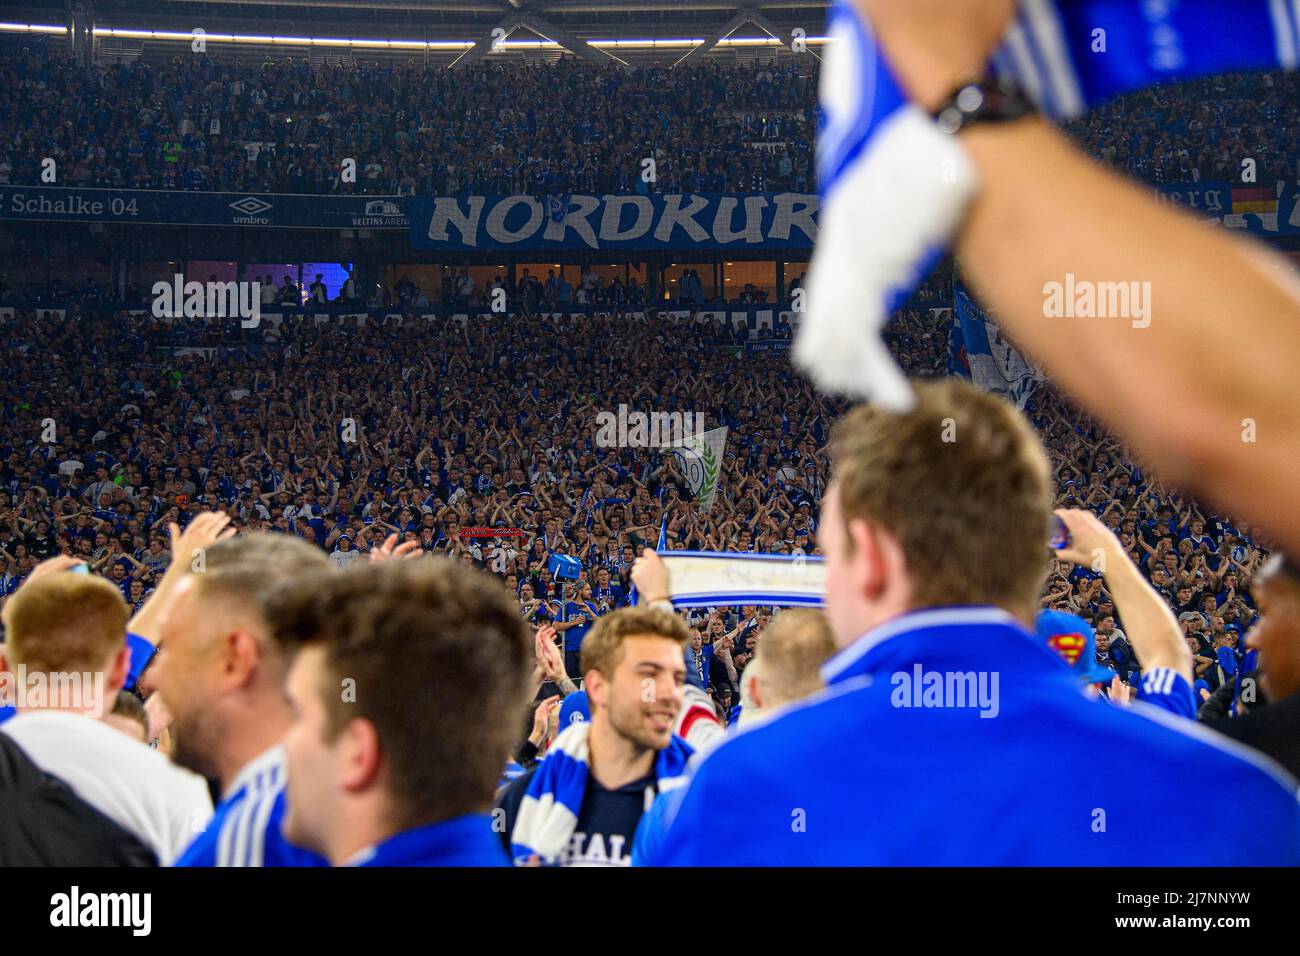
(2, 50, 1296, 197)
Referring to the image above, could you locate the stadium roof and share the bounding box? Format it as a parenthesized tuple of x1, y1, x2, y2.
(3, 1, 832, 67)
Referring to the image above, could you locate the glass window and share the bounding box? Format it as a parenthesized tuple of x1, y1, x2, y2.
(245, 264, 301, 303)
(722, 261, 777, 303)
(185, 261, 237, 283)
(383, 264, 443, 305)
(662, 262, 717, 303)
(301, 263, 354, 301)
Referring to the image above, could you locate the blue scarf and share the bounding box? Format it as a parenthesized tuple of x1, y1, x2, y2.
(992, 0, 1297, 120)
(509, 722, 693, 865)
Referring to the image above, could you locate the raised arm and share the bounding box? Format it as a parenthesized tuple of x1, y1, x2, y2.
(127, 512, 235, 646)
(854, 0, 1300, 555)
(1054, 508, 1191, 683)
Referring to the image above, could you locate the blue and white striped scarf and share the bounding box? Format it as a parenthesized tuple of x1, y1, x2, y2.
(509, 722, 693, 866)
(992, 0, 1300, 121)
(799, 0, 1299, 407)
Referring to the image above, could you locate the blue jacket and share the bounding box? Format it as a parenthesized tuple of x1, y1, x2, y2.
(654, 607, 1300, 865)
(175, 746, 325, 867)
(348, 814, 508, 867)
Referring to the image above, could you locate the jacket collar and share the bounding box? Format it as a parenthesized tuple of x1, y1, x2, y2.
(346, 813, 503, 867)
(822, 606, 1033, 686)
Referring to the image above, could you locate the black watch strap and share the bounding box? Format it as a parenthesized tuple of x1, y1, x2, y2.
(932, 76, 1038, 134)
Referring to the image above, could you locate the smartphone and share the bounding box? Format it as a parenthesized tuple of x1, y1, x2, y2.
(1049, 516, 1071, 550)
(68, 563, 90, 575)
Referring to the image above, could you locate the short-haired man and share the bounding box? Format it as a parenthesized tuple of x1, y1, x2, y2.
(271, 559, 532, 866)
(737, 608, 837, 726)
(497, 606, 694, 866)
(158, 534, 332, 866)
(0, 559, 212, 864)
(655, 380, 1300, 865)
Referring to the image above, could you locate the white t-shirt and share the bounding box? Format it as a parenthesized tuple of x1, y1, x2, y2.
(488, 543, 518, 574)
(329, 548, 362, 568)
(2, 710, 213, 865)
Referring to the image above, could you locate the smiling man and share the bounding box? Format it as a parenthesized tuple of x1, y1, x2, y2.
(497, 606, 693, 866)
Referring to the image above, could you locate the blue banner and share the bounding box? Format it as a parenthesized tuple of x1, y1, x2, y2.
(951, 285, 1041, 410)
(0, 185, 409, 230)
(2, 182, 1285, 241)
(408, 192, 819, 251)
(1154, 179, 1294, 234)
(1155, 180, 1233, 217)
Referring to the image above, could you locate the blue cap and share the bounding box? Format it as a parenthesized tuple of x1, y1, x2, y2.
(558, 690, 589, 728)
(1035, 610, 1116, 685)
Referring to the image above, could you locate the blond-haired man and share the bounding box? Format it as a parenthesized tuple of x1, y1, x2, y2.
(737, 608, 837, 726)
(0, 558, 211, 864)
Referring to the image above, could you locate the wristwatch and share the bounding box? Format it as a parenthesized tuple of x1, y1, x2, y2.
(932, 75, 1038, 134)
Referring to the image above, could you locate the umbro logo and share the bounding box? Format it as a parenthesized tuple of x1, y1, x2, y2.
(229, 196, 272, 216)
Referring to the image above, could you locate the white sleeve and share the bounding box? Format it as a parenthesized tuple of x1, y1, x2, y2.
(164, 773, 216, 866)
(675, 684, 725, 754)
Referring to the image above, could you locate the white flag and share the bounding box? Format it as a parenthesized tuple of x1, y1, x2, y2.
(674, 426, 728, 514)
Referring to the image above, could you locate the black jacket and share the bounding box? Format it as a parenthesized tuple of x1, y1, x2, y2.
(1201, 688, 1300, 782)
(0, 733, 158, 866)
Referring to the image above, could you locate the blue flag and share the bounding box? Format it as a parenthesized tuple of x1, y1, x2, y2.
(546, 192, 571, 224)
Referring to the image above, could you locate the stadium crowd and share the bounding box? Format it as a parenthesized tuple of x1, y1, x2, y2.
(0, 282, 1270, 716)
(1066, 71, 1300, 185)
(3, 49, 1298, 198)
(2, 276, 1296, 866)
(2, 35, 1298, 871)
(0, 51, 815, 195)
(0, 301, 832, 669)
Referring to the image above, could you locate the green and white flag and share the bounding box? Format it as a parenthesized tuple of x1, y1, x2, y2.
(674, 426, 727, 514)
